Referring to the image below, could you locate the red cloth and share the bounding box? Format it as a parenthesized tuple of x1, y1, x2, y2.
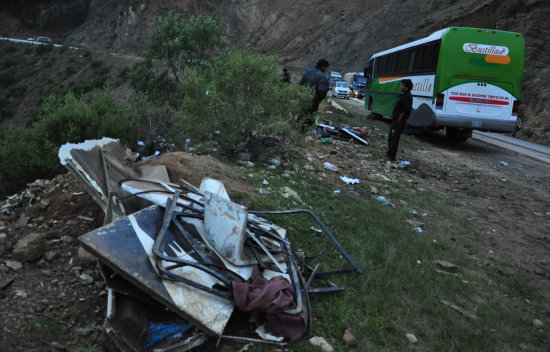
(232, 266, 308, 342)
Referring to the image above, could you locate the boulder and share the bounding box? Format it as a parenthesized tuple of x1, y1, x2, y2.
(12, 232, 45, 262)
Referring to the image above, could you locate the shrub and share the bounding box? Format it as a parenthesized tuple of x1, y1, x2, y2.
(0, 89, 132, 198)
(179, 49, 312, 158)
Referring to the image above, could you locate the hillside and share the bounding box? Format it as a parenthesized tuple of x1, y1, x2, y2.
(0, 0, 549, 143)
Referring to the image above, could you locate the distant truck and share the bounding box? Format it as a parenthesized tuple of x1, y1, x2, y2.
(328, 71, 342, 89)
(344, 72, 366, 99)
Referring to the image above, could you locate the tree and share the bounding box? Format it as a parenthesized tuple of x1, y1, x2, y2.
(145, 12, 225, 83)
(177, 48, 313, 158)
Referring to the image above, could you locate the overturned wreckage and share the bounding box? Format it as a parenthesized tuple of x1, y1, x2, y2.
(59, 138, 361, 351)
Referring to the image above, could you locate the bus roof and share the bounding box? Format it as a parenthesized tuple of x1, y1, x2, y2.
(370, 27, 522, 59)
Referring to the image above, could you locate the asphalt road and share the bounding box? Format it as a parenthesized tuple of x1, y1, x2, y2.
(332, 96, 550, 164)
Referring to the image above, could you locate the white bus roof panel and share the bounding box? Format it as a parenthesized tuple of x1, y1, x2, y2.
(371, 28, 449, 59)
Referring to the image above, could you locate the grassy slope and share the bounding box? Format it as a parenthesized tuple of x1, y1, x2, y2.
(226, 101, 547, 351)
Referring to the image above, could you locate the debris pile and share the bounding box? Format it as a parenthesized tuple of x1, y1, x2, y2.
(57, 138, 361, 351)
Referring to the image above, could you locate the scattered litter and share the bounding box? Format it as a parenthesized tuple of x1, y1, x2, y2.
(333, 190, 341, 194)
(399, 160, 411, 166)
(375, 173, 391, 181)
(406, 220, 424, 227)
(376, 196, 387, 202)
(262, 179, 269, 185)
(321, 138, 329, 144)
(413, 227, 423, 232)
(433, 260, 459, 274)
(323, 162, 339, 172)
(416, 260, 421, 264)
(439, 299, 477, 320)
(376, 196, 394, 207)
(340, 176, 359, 185)
(500, 161, 508, 166)
(258, 188, 269, 194)
(335, 147, 340, 150)
(316, 120, 369, 145)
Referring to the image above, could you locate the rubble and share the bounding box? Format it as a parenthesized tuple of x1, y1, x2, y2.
(55, 138, 361, 350)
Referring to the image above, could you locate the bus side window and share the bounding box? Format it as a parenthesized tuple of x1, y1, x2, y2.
(413, 46, 426, 72)
(387, 53, 397, 75)
(397, 49, 413, 74)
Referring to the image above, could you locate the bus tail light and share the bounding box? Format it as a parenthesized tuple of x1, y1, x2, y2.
(512, 100, 519, 116)
(435, 94, 444, 110)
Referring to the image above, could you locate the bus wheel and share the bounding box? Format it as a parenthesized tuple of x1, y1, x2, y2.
(446, 128, 471, 142)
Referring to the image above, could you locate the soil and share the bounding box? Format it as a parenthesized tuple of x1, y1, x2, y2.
(0, 117, 549, 351)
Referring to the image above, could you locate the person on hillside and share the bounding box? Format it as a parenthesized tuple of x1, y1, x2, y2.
(282, 68, 291, 83)
(299, 59, 330, 128)
(387, 79, 413, 161)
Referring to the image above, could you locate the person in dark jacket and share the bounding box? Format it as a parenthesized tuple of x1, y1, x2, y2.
(387, 79, 413, 161)
(299, 59, 330, 127)
(282, 68, 291, 83)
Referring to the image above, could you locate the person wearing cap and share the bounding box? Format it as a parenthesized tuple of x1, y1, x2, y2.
(387, 79, 413, 161)
(299, 59, 330, 127)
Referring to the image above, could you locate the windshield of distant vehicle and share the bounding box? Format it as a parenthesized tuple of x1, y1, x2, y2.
(336, 82, 349, 88)
(357, 78, 367, 84)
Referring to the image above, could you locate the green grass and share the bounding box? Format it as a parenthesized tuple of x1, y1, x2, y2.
(228, 109, 546, 351)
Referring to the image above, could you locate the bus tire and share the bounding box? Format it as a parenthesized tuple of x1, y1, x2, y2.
(446, 128, 471, 142)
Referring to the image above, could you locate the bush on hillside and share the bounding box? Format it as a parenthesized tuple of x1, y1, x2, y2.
(0, 89, 131, 198)
(178, 49, 313, 159)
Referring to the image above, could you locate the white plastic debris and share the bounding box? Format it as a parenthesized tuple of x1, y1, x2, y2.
(333, 190, 341, 194)
(340, 176, 359, 185)
(500, 161, 508, 166)
(414, 227, 423, 233)
(399, 160, 411, 166)
(323, 162, 339, 172)
(262, 179, 269, 185)
(375, 173, 391, 181)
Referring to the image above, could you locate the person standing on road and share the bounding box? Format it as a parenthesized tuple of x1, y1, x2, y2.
(299, 59, 330, 127)
(387, 79, 413, 161)
(282, 68, 291, 83)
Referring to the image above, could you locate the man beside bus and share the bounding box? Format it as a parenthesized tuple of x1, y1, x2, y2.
(387, 79, 413, 161)
(299, 59, 330, 128)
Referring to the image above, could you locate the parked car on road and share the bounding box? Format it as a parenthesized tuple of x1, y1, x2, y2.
(332, 81, 350, 99)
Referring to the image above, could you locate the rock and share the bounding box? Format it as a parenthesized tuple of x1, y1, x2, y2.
(433, 260, 459, 273)
(309, 336, 334, 352)
(77, 246, 97, 265)
(237, 343, 254, 352)
(39, 199, 50, 210)
(406, 333, 417, 344)
(45, 230, 60, 239)
(0, 232, 6, 255)
(44, 250, 61, 263)
(61, 235, 74, 243)
(343, 329, 358, 346)
(15, 215, 30, 227)
(79, 274, 94, 285)
(533, 319, 543, 328)
(370, 186, 378, 194)
(280, 187, 304, 204)
(0, 275, 15, 290)
(5, 260, 23, 271)
(13, 289, 27, 298)
(12, 232, 45, 262)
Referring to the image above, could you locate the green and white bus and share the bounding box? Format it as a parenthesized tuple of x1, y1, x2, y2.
(364, 27, 524, 140)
